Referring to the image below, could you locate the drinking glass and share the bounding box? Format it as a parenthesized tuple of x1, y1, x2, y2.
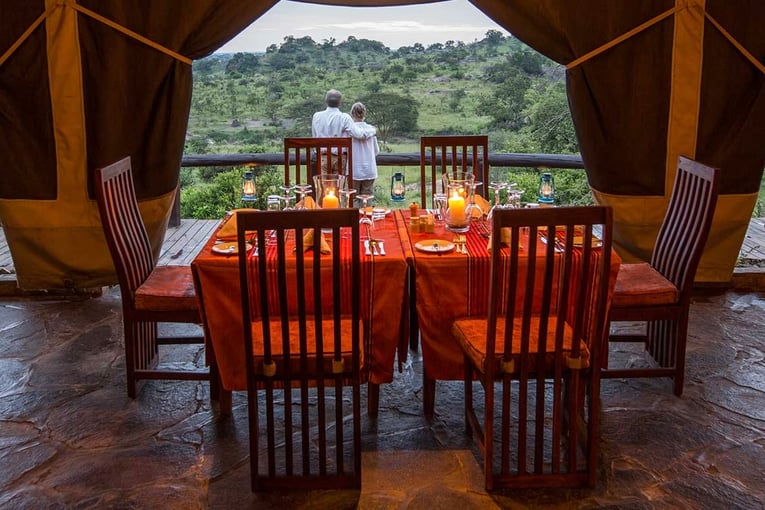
(465, 180, 483, 222)
(433, 193, 448, 224)
(357, 193, 375, 236)
(487, 182, 511, 223)
(293, 184, 313, 209)
(279, 185, 296, 210)
(339, 188, 357, 208)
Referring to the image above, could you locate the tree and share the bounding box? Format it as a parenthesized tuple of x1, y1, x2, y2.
(483, 29, 505, 46)
(524, 82, 578, 154)
(477, 73, 531, 129)
(225, 52, 259, 75)
(359, 92, 418, 144)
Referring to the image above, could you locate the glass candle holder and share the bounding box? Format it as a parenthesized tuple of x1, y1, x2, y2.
(442, 172, 474, 233)
(312, 174, 345, 209)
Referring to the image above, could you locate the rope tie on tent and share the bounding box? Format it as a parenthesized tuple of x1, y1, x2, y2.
(66, 1, 192, 66)
(0, 3, 59, 68)
(0, 0, 191, 70)
(566, 1, 764, 76)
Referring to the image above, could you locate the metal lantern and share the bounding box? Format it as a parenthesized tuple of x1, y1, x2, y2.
(390, 172, 406, 202)
(241, 169, 257, 204)
(537, 172, 555, 204)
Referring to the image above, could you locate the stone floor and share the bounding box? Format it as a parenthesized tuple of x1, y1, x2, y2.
(1, 287, 764, 509)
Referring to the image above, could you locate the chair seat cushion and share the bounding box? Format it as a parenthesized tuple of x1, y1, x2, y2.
(134, 266, 198, 312)
(612, 263, 679, 308)
(250, 319, 366, 379)
(452, 317, 589, 375)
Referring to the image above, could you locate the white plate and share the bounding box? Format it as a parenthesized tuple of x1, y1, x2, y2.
(415, 239, 455, 253)
(212, 242, 252, 255)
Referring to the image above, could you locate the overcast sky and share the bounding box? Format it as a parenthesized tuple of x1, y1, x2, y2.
(216, 0, 509, 53)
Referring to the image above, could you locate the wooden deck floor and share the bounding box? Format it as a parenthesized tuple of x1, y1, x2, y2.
(0, 219, 220, 292)
(2, 217, 765, 287)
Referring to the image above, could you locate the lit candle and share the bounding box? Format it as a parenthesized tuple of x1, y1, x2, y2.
(323, 189, 339, 208)
(448, 190, 466, 224)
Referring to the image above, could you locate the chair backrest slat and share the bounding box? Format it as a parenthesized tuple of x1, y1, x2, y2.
(235, 207, 362, 490)
(419, 135, 488, 209)
(284, 137, 354, 186)
(651, 156, 720, 291)
(95, 156, 155, 299)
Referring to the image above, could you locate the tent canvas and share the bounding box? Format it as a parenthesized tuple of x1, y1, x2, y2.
(1, 0, 763, 289)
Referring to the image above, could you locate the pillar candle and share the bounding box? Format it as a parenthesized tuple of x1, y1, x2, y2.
(448, 191, 466, 223)
(323, 190, 339, 208)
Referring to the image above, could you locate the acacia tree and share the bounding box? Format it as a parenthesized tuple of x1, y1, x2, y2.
(358, 92, 418, 145)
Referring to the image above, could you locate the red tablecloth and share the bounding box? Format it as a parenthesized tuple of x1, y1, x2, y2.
(192, 211, 409, 391)
(399, 211, 621, 381)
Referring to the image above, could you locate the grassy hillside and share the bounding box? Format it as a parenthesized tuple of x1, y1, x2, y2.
(182, 31, 587, 217)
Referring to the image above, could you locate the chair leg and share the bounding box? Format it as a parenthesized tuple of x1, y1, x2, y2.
(464, 357, 473, 436)
(483, 374, 495, 491)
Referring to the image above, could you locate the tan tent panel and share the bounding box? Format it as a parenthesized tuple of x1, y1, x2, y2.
(1, 0, 763, 288)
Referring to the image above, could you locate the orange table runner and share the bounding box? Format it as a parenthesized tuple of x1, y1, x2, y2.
(192, 210, 409, 391)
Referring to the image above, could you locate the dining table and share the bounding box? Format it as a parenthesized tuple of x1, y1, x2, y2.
(191, 207, 410, 416)
(397, 208, 621, 416)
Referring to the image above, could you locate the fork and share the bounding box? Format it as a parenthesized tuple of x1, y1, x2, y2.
(368, 238, 381, 256)
(459, 234, 468, 255)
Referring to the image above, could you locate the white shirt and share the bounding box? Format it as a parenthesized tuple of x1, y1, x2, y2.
(312, 107, 375, 139)
(351, 121, 379, 180)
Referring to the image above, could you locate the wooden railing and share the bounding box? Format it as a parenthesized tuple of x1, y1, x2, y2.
(180, 152, 584, 169)
(172, 152, 585, 225)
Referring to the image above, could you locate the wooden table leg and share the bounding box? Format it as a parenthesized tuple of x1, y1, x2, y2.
(423, 371, 436, 418)
(368, 382, 380, 418)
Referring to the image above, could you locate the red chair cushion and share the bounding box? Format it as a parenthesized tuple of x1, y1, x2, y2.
(452, 316, 589, 375)
(612, 262, 679, 307)
(134, 266, 198, 312)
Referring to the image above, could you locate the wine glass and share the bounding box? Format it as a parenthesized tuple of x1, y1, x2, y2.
(293, 184, 312, 209)
(278, 185, 296, 210)
(357, 193, 375, 237)
(487, 182, 506, 221)
(465, 180, 483, 222)
(339, 188, 357, 208)
(266, 195, 281, 245)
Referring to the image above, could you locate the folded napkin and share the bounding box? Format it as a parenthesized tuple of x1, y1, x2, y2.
(302, 228, 331, 254)
(296, 196, 318, 209)
(472, 194, 491, 217)
(216, 208, 251, 241)
(486, 227, 512, 251)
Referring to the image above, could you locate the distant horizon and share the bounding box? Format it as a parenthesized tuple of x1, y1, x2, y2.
(216, 0, 508, 54)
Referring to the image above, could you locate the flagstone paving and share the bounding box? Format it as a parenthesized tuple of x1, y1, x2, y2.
(0, 287, 763, 509)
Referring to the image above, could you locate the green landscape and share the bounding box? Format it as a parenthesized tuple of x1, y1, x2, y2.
(181, 30, 592, 218)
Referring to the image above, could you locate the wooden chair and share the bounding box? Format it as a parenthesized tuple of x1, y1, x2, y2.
(602, 156, 720, 395)
(284, 137, 353, 186)
(452, 206, 614, 490)
(236, 208, 363, 491)
(419, 135, 488, 209)
(95, 156, 220, 403)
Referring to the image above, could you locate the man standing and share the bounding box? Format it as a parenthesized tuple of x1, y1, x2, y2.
(311, 89, 375, 174)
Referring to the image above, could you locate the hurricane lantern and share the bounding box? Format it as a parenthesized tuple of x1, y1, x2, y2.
(390, 172, 406, 202)
(241, 170, 257, 204)
(537, 172, 555, 204)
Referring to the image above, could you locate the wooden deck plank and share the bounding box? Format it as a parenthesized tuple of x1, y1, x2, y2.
(158, 219, 219, 266)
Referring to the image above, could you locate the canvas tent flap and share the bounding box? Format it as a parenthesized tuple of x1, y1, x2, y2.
(1, 0, 764, 288)
(0, 0, 275, 289)
(478, 0, 765, 281)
